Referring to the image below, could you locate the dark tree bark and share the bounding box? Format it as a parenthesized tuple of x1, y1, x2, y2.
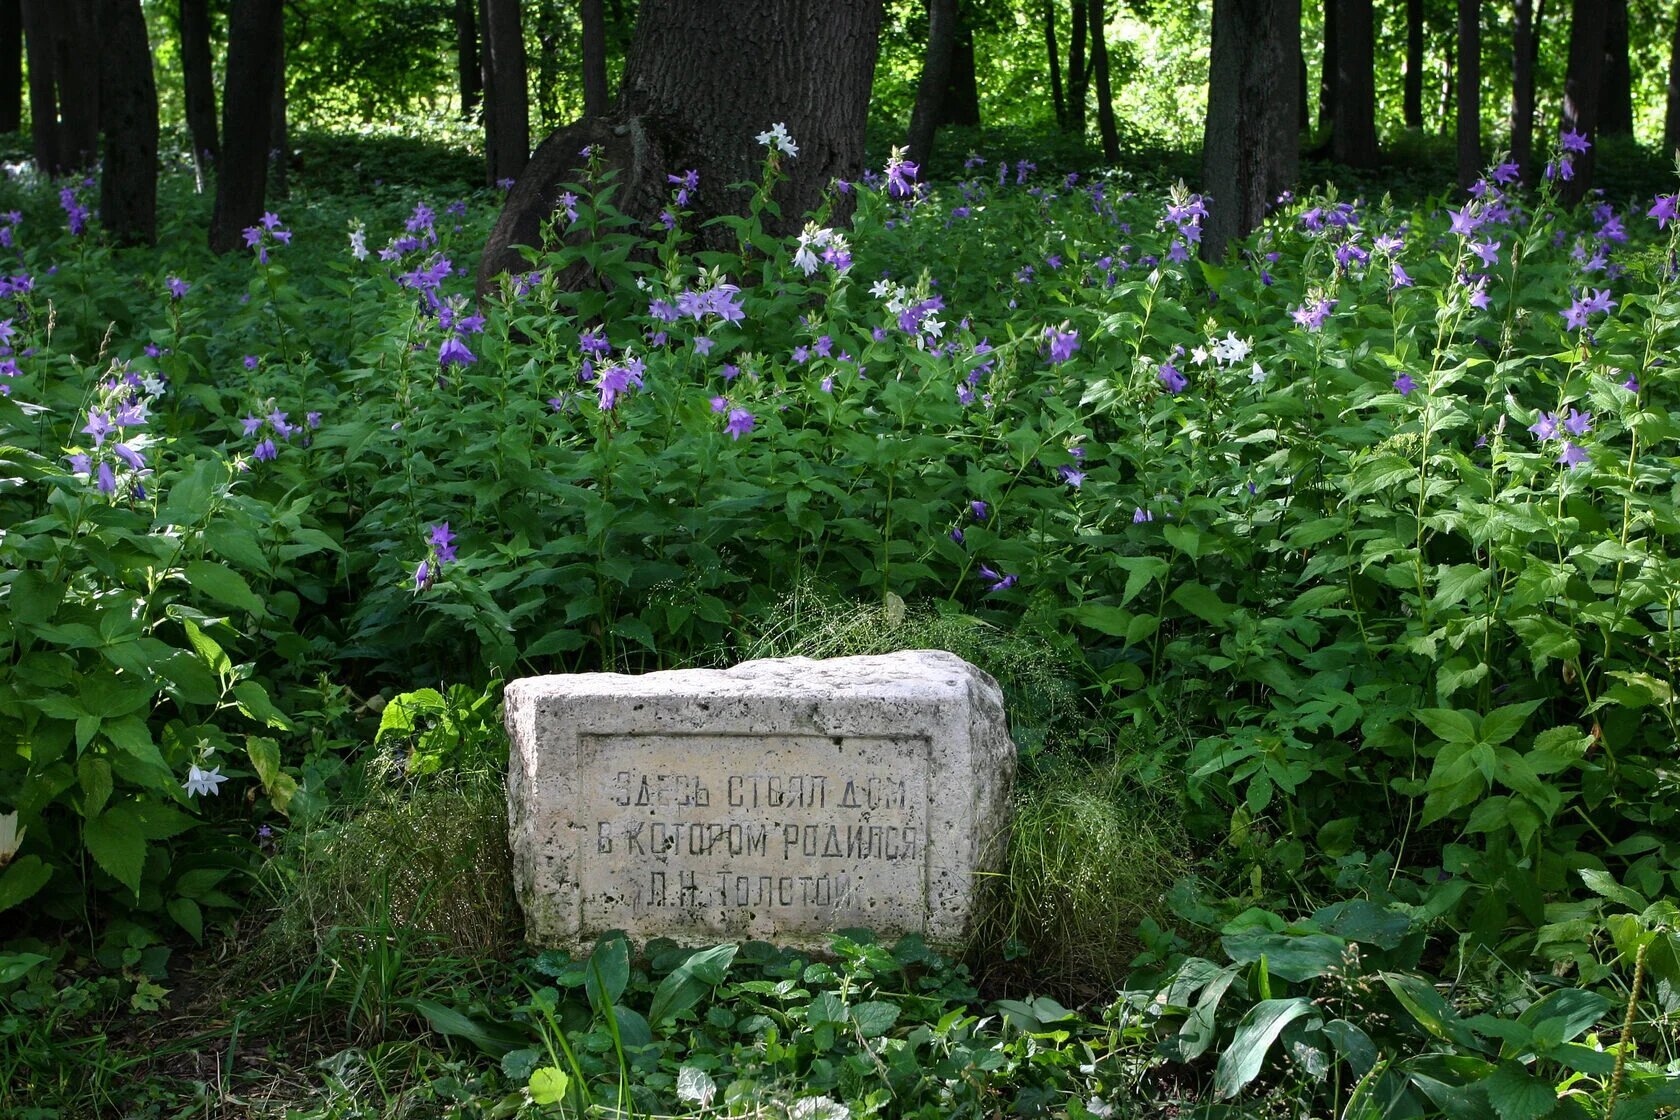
(1601, 0, 1632, 136)
(1298, 51, 1309, 131)
(941, 8, 980, 127)
(480, 0, 529, 187)
(479, 0, 882, 294)
(535, 0, 559, 130)
(1045, 0, 1065, 128)
(21, 1, 99, 173)
(1666, 2, 1680, 154)
(455, 0, 480, 121)
(1202, 0, 1301, 261)
(1317, 0, 1336, 134)
(582, 0, 609, 116)
(180, 0, 217, 167)
(1513, 0, 1535, 181)
(907, 0, 958, 170)
(1456, 0, 1479, 190)
(97, 0, 156, 245)
(1561, 0, 1605, 203)
(1403, 0, 1423, 128)
(0, 1, 20, 134)
(268, 33, 287, 199)
(1331, 0, 1377, 167)
(209, 0, 282, 254)
(1067, 0, 1087, 135)
(1088, 0, 1119, 161)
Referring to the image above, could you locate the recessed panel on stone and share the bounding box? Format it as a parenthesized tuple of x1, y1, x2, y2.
(505, 651, 1014, 950)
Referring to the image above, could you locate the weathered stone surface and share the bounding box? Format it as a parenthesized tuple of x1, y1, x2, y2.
(505, 650, 1014, 950)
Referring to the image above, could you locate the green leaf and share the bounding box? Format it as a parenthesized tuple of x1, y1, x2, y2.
(1478, 701, 1542, 746)
(167, 897, 203, 942)
(1431, 563, 1491, 610)
(1070, 604, 1132, 636)
(1417, 708, 1479, 744)
(157, 458, 220, 529)
(0, 857, 52, 913)
(584, 933, 630, 1013)
(406, 998, 522, 1056)
(1219, 930, 1350, 982)
(8, 568, 65, 625)
(182, 561, 265, 616)
(77, 756, 113, 819)
(647, 943, 737, 1026)
(1482, 1059, 1559, 1120)
(1172, 581, 1233, 626)
(83, 805, 147, 894)
(850, 1000, 901, 1038)
(675, 1065, 717, 1107)
(0, 952, 49, 983)
(232, 680, 293, 729)
(1213, 998, 1321, 1099)
(528, 1066, 571, 1105)
(1515, 988, 1611, 1047)
(1580, 868, 1647, 912)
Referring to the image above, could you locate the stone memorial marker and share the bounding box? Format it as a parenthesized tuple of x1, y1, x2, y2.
(505, 650, 1014, 950)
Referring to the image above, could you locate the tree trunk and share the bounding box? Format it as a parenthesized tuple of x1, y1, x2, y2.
(0, 1, 20, 134)
(1298, 51, 1309, 131)
(1045, 0, 1065, 129)
(941, 7, 980, 127)
(180, 0, 217, 173)
(1331, 0, 1377, 167)
(1202, 0, 1301, 261)
(1561, 0, 1605, 203)
(1512, 0, 1535, 181)
(268, 33, 287, 199)
(1089, 0, 1119, 161)
(1600, 0, 1632, 136)
(907, 0, 957, 169)
(1456, 0, 1479, 190)
(535, 0, 559, 130)
(1067, 0, 1087, 134)
(455, 0, 479, 121)
(582, 0, 609, 115)
(209, 0, 282, 254)
(1403, 0, 1422, 128)
(97, 0, 156, 245)
(1441, 39, 1454, 133)
(1666, 2, 1680, 154)
(479, 0, 882, 293)
(480, 0, 529, 186)
(21, 1, 98, 173)
(1317, 0, 1335, 134)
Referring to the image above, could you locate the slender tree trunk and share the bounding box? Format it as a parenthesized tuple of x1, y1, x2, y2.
(268, 34, 287, 199)
(1561, 0, 1605, 203)
(907, 0, 956, 169)
(1404, 0, 1423, 128)
(20, 2, 56, 171)
(1088, 0, 1119, 161)
(180, 0, 217, 171)
(1456, 0, 1479, 189)
(1317, 0, 1336, 134)
(582, 0, 609, 115)
(1298, 51, 1309, 131)
(1600, 0, 1632, 136)
(941, 7, 980, 127)
(1513, 0, 1535, 180)
(0, 1, 20, 134)
(1666, 2, 1680, 153)
(98, 0, 156, 245)
(22, 2, 98, 173)
(1202, 0, 1301, 260)
(480, 0, 529, 186)
(209, 0, 282, 253)
(1045, 0, 1065, 128)
(455, 0, 480, 120)
(1067, 0, 1087, 134)
(1331, 0, 1377, 167)
(1441, 40, 1454, 133)
(535, 0, 559, 131)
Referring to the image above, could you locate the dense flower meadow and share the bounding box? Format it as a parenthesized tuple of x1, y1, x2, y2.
(4, 126, 1680, 1109)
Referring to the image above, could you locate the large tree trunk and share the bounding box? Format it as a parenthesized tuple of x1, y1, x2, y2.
(209, 0, 282, 253)
(1513, 0, 1535, 180)
(480, 0, 529, 186)
(1330, 0, 1377, 167)
(941, 8, 980, 127)
(1045, 0, 1065, 128)
(22, 1, 99, 173)
(455, 0, 480, 121)
(1666, 2, 1680, 154)
(907, 0, 957, 170)
(0, 1, 20, 134)
(1600, 0, 1632, 136)
(1067, 0, 1087, 135)
(1456, 0, 1479, 190)
(268, 33, 287, 200)
(180, 0, 217, 168)
(582, 0, 609, 116)
(479, 0, 882, 294)
(1088, 0, 1119, 161)
(1202, 0, 1301, 261)
(1403, 0, 1423, 129)
(1561, 0, 1605, 204)
(1317, 0, 1336, 135)
(97, 0, 156, 245)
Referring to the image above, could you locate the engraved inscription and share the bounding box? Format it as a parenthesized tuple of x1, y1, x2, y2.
(577, 734, 931, 934)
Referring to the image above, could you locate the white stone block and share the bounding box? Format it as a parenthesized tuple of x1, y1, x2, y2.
(505, 650, 1014, 950)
